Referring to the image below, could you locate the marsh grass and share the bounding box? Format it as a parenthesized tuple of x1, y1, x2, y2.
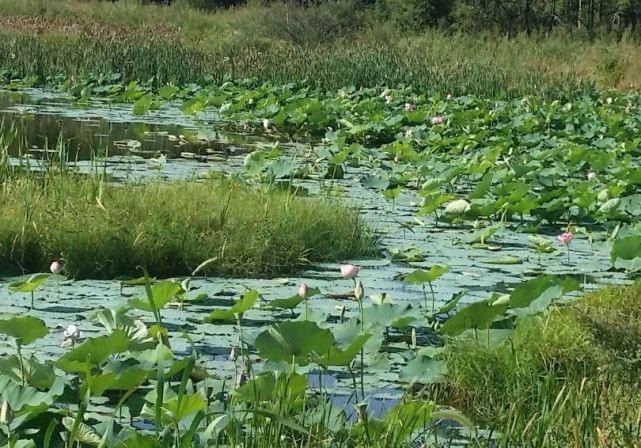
(1, 1, 641, 93)
(0, 172, 376, 279)
(439, 284, 641, 447)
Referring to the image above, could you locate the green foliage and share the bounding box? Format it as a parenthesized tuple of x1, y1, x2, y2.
(442, 284, 641, 446)
(0, 175, 375, 279)
(0, 316, 48, 346)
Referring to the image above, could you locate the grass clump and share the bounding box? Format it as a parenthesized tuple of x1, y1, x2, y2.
(440, 284, 641, 447)
(0, 174, 376, 279)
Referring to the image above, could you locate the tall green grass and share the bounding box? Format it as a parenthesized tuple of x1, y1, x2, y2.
(0, 30, 593, 96)
(1, 0, 639, 94)
(0, 172, 376, 278)
(440, 284, 641, 447)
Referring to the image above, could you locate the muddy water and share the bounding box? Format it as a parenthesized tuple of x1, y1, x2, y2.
(0, 89, 632, 421)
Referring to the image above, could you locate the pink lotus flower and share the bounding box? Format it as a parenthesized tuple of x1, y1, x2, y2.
(431, 115, 444, 125)
(404, 102, 416, 111)
(298, 283, 309, 298)
(340, 264, 360, 279)
(557, 232, 574, 245)
(50, 260, 64, 275)
(558, 231, 574, 264)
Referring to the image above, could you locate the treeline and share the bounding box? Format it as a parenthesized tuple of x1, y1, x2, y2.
(142, 0, 641, 34)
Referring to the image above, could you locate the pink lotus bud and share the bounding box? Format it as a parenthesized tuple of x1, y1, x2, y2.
(340, 264, 360, 279)
(50, 260, 64, 275)
(354, 281, 364, 301)
(404, 102, 416, 111)
(431, 115, 444, 125)
(298, 283, 309, 298)
(557, 231, 574, 245)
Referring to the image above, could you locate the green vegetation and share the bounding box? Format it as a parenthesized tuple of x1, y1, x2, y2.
(1, 1, 641, 446)
(440, 284, 641, 447)
(0, 173, 375, 278)
(1, 0, 641, 93)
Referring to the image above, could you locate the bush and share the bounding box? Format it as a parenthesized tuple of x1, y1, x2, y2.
(259, 0, 366, 45)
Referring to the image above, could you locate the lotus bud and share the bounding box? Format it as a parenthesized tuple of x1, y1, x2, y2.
(404, 102, 416, 111)
(411, 328, 417, 349)
(446, 93, 452, 100)
(587, 171, 597, 181)
(354, 281, 364, 301)
(431, 115, 444, 125)
(606, 97, 613, 105)
(50, 260, 64, 275)
(340, 264, 360, 279)
(384, 95, 393, 104)
(298, 283, 309, 298)
(0, 401, 10, 425)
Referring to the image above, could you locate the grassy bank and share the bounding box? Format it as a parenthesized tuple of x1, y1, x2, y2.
(0, 1, 638, 94)
(0, 173, 375, 279)
(440, 284, 641, 446)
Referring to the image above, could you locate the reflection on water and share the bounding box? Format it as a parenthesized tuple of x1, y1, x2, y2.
(0, 89, 258, 160)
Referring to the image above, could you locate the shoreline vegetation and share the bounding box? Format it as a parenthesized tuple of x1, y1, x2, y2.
(0, 1, 639, 94)
(439, 283, 641, 446)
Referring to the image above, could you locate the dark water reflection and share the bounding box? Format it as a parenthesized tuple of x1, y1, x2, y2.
(0, 89, 254, 160)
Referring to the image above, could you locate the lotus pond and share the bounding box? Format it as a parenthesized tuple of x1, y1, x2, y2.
(0, 82, 640, 447)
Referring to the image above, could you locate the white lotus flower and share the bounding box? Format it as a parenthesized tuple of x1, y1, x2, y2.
(61, 324, 81, 348)
(444, 199, 471, 215)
